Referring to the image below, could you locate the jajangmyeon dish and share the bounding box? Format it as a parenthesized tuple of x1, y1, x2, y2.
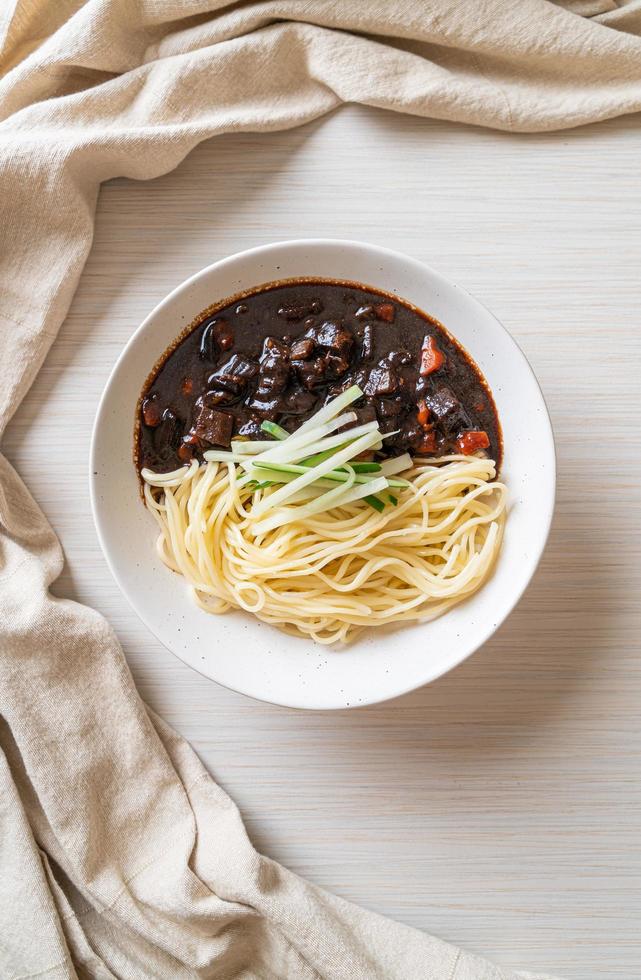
(136, 279, 506, 644)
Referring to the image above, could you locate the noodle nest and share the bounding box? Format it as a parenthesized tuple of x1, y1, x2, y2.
(143, 455, 507, 644)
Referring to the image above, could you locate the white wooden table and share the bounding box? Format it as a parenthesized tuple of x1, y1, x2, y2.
(6, 106, 641, 979)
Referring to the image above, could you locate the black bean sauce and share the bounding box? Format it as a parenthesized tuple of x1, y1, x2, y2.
(136, 279, 502, 475)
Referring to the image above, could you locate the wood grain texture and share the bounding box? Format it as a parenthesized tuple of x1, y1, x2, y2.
(4, 105, 641, 979)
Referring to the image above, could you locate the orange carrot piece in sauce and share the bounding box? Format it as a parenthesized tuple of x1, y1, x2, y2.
(417, 399, 431, 428)
(417, 430, 438, 454)
(456, 430, 490, 455)
(374, 302, 395, 322)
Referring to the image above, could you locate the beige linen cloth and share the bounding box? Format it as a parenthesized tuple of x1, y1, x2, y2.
(2, 1, 641, 977)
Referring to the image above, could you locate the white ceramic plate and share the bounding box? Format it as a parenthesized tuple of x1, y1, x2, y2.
(90, 240, 555, 710)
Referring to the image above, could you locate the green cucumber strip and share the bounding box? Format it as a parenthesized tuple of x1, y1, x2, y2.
(250, 429, 382, 516)
(243, 410, 358, 465)
(230, 417, 356, 459)
(243, 468, 338, 493)
(260, 420, 289, 440)
(251, 460, 392, 489)
(380, 453, 412, 476)
(251, 475, 389, 536)
(299, 453, 380, 474)
(363, 495, 385, 513)
(230, 440, 275, 454)
(252, 460, 407, 489)
(294, 384, 363, 434)
(300, 446, 345, 466)
(281, 420, 378, 463)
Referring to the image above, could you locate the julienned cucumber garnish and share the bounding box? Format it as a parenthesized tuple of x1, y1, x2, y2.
(202, 385, 413, 530)
(260, 420, 289, 440)
(250, 461, 407, 489)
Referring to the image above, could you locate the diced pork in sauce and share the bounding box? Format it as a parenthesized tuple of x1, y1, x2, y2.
(137, 281, 501, 474)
